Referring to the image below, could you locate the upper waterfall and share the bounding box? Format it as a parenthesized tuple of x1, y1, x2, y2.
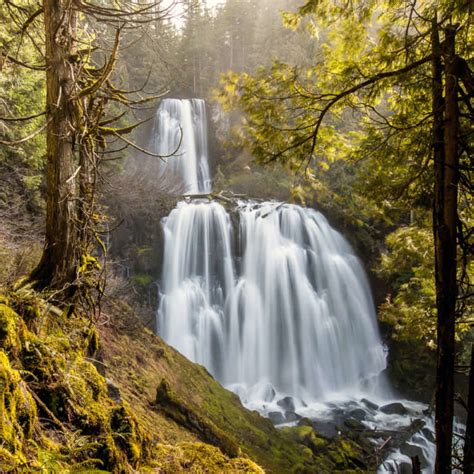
(150, 98, 212, 194)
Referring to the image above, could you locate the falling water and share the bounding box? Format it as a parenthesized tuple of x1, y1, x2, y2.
(150, 98, 211, 194)
(157, 200, 388, 405)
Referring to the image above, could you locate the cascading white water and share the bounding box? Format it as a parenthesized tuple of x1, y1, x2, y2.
(231, 202, 387, 401)
(157, 200, 234, 373)
(157, 200, 388, 405)
(150, 98, 211, 194)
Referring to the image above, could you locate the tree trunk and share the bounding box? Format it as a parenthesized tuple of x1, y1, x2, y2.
(433, 23, 459, 473)
(30, 0, 80, 293)
(463, 346, 474, 473)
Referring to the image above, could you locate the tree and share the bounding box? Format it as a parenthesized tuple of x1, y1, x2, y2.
(1, 0, 175, 299)
(218, 1, 473, 470)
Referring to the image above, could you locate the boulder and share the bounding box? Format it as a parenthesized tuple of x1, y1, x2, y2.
(399, 461, 414, 474)
(343, 417, 365, 430)
(298, 417, 313, 427)
(285, 411, 302, 422)
(262, 385, 276, 403)
(380, 402, 408, 415)
(277, 396, 296, 412)
(348, 408, 366, 421)
(268, 411, 285, 425)
(421, 427, 436, 443)
(400, 442, 428, 466)
(361, 398, 379, 411)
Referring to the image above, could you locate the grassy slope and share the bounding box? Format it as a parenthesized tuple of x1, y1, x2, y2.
(0, 291, 262, 473)
(101, 303, 368, 473)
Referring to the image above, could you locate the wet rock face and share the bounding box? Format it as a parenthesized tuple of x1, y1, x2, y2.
(268, 411, 285, 425)
(343, 418, 365, 431)
(400, 442, 428, 466)
(398, 461, 414, 474)
(361, 398, 379, 411)
(277, 396, 296, 412)
(422, 427, 435, 443)
(348, 408, 366, 421)
(259, 383, 276, 403)
(285, 411, 302, 423)
(380, 402, 408, 415)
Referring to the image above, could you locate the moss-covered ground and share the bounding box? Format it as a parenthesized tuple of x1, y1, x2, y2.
(100, 299, 371, 473)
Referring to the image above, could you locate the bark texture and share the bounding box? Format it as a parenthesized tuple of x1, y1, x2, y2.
(433, 24, 459, 473)
(31, 0, 80, 292)
(464, 347, 474, 473)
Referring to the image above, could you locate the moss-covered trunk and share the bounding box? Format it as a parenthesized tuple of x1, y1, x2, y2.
(31, 0, 80, 292)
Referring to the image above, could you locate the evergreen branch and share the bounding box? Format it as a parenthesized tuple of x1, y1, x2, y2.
(1, 53, 46, 71)
(98, 117, 152, 136)
(0, 119, 50, 146)
(0, 111, 46, 122)
(111, 128, 183, 160)
(76, 28, 121, 99)
(306, 54, 433, 160)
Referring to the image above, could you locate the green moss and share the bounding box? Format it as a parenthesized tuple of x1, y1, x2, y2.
(0, 290, 370, 473)
(0, 446, 18, 472)
(0, 350, 37, 468)
(153, 442, 264, 473)
(21, 333, 59, 384)
(110, 404, 149, 468)
(9, 291, 44, 324)
(132, 273, 154, 286)
(85, 325, 100, 356)
(0, 304, 19, 351)
(0, 293, 154, 472)
(136, 247, 153, 256)
(281, 425, 328, 455)
(328, 448, 346, 466)
(67, 359, 109, 431)
(22, 303, 41, 322)
(155, 378, 240, 458)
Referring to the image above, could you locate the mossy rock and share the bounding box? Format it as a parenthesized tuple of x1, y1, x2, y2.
(282, 425, 328, 455)
(0, 304, 22, 352)
(0, 292, 156, 473)
(155, 378, 240, 458)
(9, 291, 44, 324)
(110, 404, 151, 468)
(0, 446, 19, 472)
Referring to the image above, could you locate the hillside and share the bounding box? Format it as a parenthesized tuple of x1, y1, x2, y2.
(0, 286, 370, 473)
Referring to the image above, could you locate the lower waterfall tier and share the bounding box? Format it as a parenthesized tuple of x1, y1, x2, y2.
(157, 200, 389, 406)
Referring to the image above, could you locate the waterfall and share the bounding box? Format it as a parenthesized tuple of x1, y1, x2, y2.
(152, 98, 446, 473)
(157, 200, 388, 405)
(150, 98, 211, 194)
